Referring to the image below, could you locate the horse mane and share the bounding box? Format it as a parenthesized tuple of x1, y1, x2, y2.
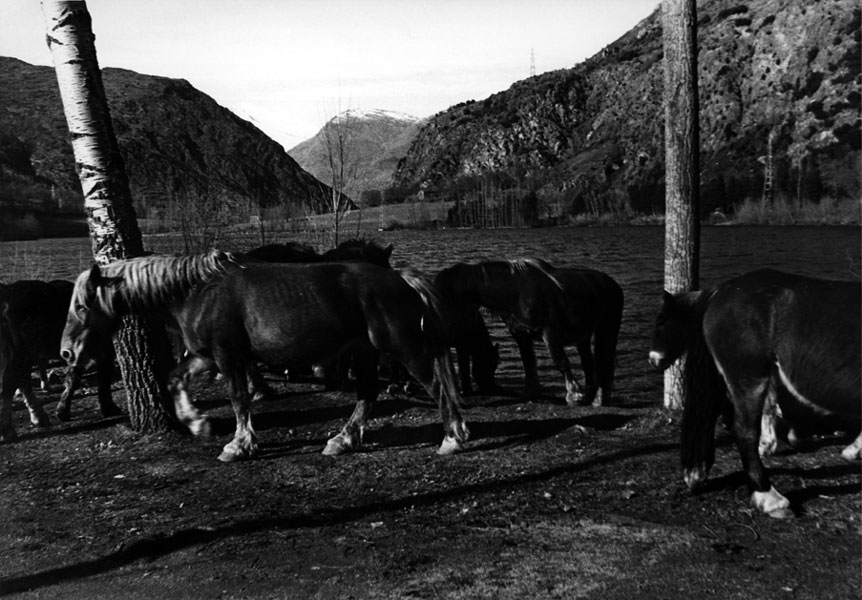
(77, 250, 236, 316)
(508, 258, 564, 290)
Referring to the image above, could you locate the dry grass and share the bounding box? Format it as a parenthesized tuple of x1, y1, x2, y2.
(732, 195, 861, 225)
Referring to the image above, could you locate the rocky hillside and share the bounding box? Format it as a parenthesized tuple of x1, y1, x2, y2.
(288, 109, 425, 205)
(393, 0, 861, 214)
(0, 57, 333, 227)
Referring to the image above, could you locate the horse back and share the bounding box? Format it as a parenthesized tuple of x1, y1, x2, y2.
(183, 262, 423, 364)
(704, 269, 861, 414)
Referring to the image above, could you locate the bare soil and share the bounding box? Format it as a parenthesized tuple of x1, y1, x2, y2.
(1, 368, 860, 600)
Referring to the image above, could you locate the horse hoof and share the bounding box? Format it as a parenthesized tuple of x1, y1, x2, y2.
(841, 445, 861, 461)
(56, 409, 71, 422)
(323, 435, 355, 456)
(751, 486, 792, 517)
(437, 435, 463, 455)
(683, 466, 708, 492)
(217, 445, 257, 462)
(565, 392, 588, 407)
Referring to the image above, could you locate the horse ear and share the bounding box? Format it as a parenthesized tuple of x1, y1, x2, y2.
(383, 244, 394, 259)
(662, 290, 673, 303)
(87, 264, 102, 288)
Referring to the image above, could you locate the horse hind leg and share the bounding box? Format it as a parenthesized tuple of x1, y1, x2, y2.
(168, 355, 215, 439)
(729, 375, 793, 518)
(17, 376, 50, 429)
(323, 348, 379, 456)
(758, 384, 780, 457)
(395, 343, 468, 455)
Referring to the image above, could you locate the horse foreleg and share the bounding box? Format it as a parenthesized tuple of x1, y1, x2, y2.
(455, 342, 474, 396)
(219, 367, 258, 462)
(55, 366, 78, 422)
(168, 355, 214, 438)
(0, 390, 15, 442)
(542, 330, 583, 406)
(513, 332, 540, 398)
(95, 351, 121, 417)
(324, 349, 379, 455)
(574, 338, 600, 406)
(17, 377, 50, 429)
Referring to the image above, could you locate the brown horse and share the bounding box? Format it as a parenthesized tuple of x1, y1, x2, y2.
(435, 258, 623, 406)
(0, 280, 118, 442)
(60, 252, 468, 461)
(649, 269, 861, 517)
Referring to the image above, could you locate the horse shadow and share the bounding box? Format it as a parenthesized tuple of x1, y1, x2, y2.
(363, 412, 638, 453)
(204, 394, 433, 438)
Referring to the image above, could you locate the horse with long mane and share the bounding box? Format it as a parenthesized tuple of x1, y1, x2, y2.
(60, 251, 468, 461)
(649, 269, 861, 518)
(435, 258, 623, 406)
(0, 280, 118, 442)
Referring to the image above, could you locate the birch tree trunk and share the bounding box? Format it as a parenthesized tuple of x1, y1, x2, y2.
(42, 0, 176, 432)
(662, 0, 700, 410)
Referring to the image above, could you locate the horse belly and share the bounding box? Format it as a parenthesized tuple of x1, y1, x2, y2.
(246, 314, 363, 367)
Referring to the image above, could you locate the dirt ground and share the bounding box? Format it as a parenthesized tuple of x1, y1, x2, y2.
(0, 366, 860, 600)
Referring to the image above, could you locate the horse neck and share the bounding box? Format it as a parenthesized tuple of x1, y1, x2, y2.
(102, 253, 229, 314)
(472, 263, 521, 310)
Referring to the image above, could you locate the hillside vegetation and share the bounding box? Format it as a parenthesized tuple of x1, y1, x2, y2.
(0, 57, 333, 239)
(392, 0, 860, 219)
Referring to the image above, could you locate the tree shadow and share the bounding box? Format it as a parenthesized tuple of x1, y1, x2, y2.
(0, 439, 678, 596)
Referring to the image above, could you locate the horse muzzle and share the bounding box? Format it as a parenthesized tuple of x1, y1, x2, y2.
(648, 350, 669, 370)
(60, 346, 78, 367)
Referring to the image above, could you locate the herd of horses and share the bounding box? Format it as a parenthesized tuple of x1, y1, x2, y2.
(1, 238, 860, 518)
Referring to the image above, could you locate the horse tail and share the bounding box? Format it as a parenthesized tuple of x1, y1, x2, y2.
(398, 269, 462, 410)
(679, 289, 727, 488)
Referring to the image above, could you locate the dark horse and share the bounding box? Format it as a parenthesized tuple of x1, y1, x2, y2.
(0, 280, 118, 442)
(60, 251, 468, 461)
(435, 258, 623, 406)
(241, 238, 393, 268)
(240, 238, 394, 389)
(649, 269, 861, 518)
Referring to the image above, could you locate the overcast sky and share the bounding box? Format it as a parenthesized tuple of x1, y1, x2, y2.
(3, 0, 660, 150)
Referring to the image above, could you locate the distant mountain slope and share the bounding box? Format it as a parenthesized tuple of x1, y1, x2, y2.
(0, 57, 333, 221)
(393, 0, 861, 213)
(288, 109, 425, 203)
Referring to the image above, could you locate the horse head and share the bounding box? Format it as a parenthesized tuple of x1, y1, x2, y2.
(326, 239, 394, 268)
(60, 264, 122, 368)
(648, 290, 703, 370)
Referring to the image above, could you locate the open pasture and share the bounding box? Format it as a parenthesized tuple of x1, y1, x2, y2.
(0, 226, 859, 599)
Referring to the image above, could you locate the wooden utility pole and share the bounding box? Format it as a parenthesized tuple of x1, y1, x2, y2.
(662, 0, 700, 410)
(42, 0, 176, 432)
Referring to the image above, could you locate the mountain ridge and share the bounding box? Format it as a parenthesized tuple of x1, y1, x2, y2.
(392, 0, 861, 214)
(0, 56, 334, 230)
